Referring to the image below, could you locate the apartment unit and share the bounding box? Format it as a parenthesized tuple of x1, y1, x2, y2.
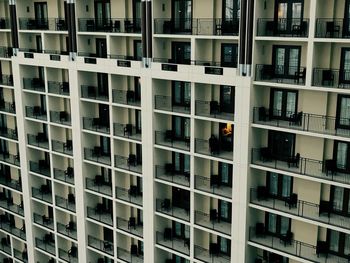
(0, 0, 349, 263)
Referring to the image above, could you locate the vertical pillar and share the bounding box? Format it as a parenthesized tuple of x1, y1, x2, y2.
(9, 0, 19, 55)
(246, 0, 255, 76)
(238, 0, 247, 76)
(141, 0, 152, 67)
(67, 0, 77, 61)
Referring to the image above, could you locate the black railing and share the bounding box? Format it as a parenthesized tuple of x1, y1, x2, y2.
(251, 148, 350, 185)
(194, 245, 231, 263)
(255, 64, 306, 85)
(0, 198, 24, 216)
(0, 152, 20, 166)
(315, 18, 350, 38)
(58, 248, 78, 262)
(114, 155, 142, 174)
(27, 134, 49, 149)
(0, 127, 17, 140)
(312, 68, 350, 89)
(51, 139, 73, 156)
(78, 18, 141, 33)
(0, 46, 12, 58)
(33, 212, 54, 230)
(115, 186, 143, 206)
(256, 18, 309, 37)
(53, 167, 74, 185)
(0, 175, 21, 191)
(47, 81, 69, 95)
(87, 235, 114, 256)
(81, 85, 109, 101)
(0, 239, 11, 255)
(113, 123, 141, 141)
(155, 165, 190, 187)
(112, 89, 141, 106)
(50, 111, 71, 125)
(153, 57, 191, 65)
(23, 78, 45, 92)
(25, 106, 47, 120)
(55, 195, 76, 212)
(0, 18, 10, 29)
(155, 131, 190, 151)
(154, 18, 239, 36)
(195, 100, 234, 121)
(84, 148, 111, 166)
(253, 107, 350, 138)
(0, 101, 16, 114)
(82, 117, 110, 134)
(86, 206, 113, 226)
(195, 138, 233, 161)
(29, 161, 50, 177)
(86, 177, 112, 196)
(13, 248, 28, 262)
(57, 222, 77, 240)
(117, 247, 144, 263)
(19, 18, 67, 31)
(156, 198, 190, 222)
(0, 220, 26, 241)
(116, 217, 143, 238)
(155, 95, 190, 114)
(194, 175, 232, 198)
(0, 74, 13, 86)
(156, 231, 190, 256)
(109, 54, 142, 61)
(35, 237, 56, 256)
(32, 186, 52, 203)
(194, 210, 231, 235)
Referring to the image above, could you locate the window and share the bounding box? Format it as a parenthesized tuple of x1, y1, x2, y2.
(218, 162, 232, 186)
(270, 89, 298, 119)
(267, 172, 293, 199)
(218, 236, 231, 255)
(221, 44, 238, 67)
(172, 81, 191, 107)
(172, 221, 190, 239)
(266, 212, 291, 236)
(172, 0, 192, 33)
(327, 229, 350, 258)
(100, 136, 110, 156)
(222, 0, 240, 20)
(218, 200, 232, 222)
(172, 116, 190, 140)
(173, 152, 190, 175)
(274, 0, 303, 33)
(135, 110, 141, 133)
(344, 0, 350, 36)
(134, 40, 142, 60)
(336, 95, 350, 129)
(268, 131, 295, 160)
(172, 42, 191, 64)
(330, 186, 350, 216)
(94, 0, 111, 27)
(133, 0, 141, 31)
(220, 85, 235, 113)
(340, 48, 350, 84)
(334, 141, 350, 172)
(273, 45, 301, 78)
(34, 2, 48, 29)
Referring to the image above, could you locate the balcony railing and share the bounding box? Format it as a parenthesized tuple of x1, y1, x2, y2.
(47, 81, 69, 96)
(154, 95, 190, 114)
(154, 18, 239, 36)
(115, 186, 143, 206)
(195, 100, 234, 121)
(32, 186, 52, 203)
(155, 131, 190, 151)
(255, 64, 306, 85)
(0, 46, 12, 58)
(0, 127, 17, 140)
(19, 18, 67, 31)
(0, 101, 16, 114)
(253, 107, 350, 139)
(155, 165, 190, 187)
(0, 152, 20, 166)
(117, 247, 144, 263)
(116, 217, 143, 238)
(51, 139, 73, 156)
(82, 117, 110, 134)
(194, 245, 231, 263)
(0, 239, 11, 255)
(194, 210, 231, 235)
(250, 188, 350, 230)
(33, 213, 54, 230)
(57, 222, 77, 241)
(13, 248, 28, 262)
(84, 148, 111, 166)
(81, 85, 109, 101)
(87, 206, 113, 226)
(27, 134, 49, 149)
(0, 175, 21, 191)
(25, 106, 47, 121)
(156, 198, 190, 222)
(156, 231, 190, 256)
(251, 148, 350, 185)
(53, 167, 74, 185)
(0, 198, 24, 216)
(58, 248, 78, 263)
(87, 235, 114, 256)
(29, 161, 50, 177)
(112, 89, 141, 107)
(256, 18, 309, 37)
(114, 155, 142, 174)
(194, 175, 232, 198)
(113, 123, 141, 141)
(312, 68, 350, 89)
(195, 138, 233, 161)
(35, 237, 56, 256)
(315, 18, 350, 38)
(23, 78, 45, 92)
(50, 111, 71, 126)
(78, 18, 141, 33)
(0, 221, 26, 241)
(0, 18, 10, 29)
(55, 195, 76, 212)
(0, 74, 13, 86)
(86, 177, 112, 196)
(109, 54, 142, 61)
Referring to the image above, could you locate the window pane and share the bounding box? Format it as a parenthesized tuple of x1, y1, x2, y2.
(336, 142, 348, 169)
(281, 175, 291, 197)
(275, 48, 285, 75)
(345, 234, 350, 255)
(269, 173, 278, 196)
(340, 97, 350, 126)
(280, 216, 289, 235)
(220, 201, 229, 218)
(273, 91, 283, 116)
(329, 230, 340, 252)
(220, 163, 229, 184)
(288, 48, 300, 75)
(174, 117, 182, 137)
(333, 186, 344, 211)
(184, 118, 190, 137)
(174, 153, 180, 171)
(268, 213, 277, 233)
(184, 155, 190, 173)
(184, 83, 191, 102)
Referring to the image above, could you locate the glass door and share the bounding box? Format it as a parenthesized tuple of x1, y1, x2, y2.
(336, 95, 350, 129)
(133, 40, 142, 60)
(334, 141, 350, 173)
(344, 0, 350, 37)
(96, 38, 107, 58)
(172, 42, 191, 64)
(221, 44, 238, 67)
(218, 162, 232, 186)
(268, 131, 295, 160)
(275, 0, 303, 34)
(220, 85, 234, 113)
(222, 0, 240, 34)
(172, 81, 191, 107)
(218, 200, 232, 222)
(98, 104, 109, 128)
(270, 89, 298, 120)
(172, 0, 192, 33)
(273, 45, 301, 78)
(133, 0, 141, 32)
(267, 173, 293, 199)
(34, 2, 48, 29)
(340, 48, 350, 84)
(94, 0, 111, 30)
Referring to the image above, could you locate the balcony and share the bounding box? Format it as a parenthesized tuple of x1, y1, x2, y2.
(156, 231, 190, 256)
(312, 68, 350, 89)
(113, 123, 141, 141)
(78, 18, 141, 33)
(155, 131, 190, 151)
(195, 100, 234, 121)
(48, 81, 69, 96)
(194, 245, 230, 263)
(87, 235, 114, 256)
(84, 147, 111, 166)
(18, 18, 67, 31)
(251, 148, 350, 185)
(154, 95, 190, 114)
(33, 212, 54, 230)
(194, 175, 232, 198)
(256, 18, 309, 37)
(83, 117, 110, 134)
(315, 19, 350, 39)
(23, 78, 45, 92)
(116, 217, 143, 238)
(155, 165, 190, 187)
(253, 107, 350, 139)
(0, 18, 10, 29)
(35, 235, 56, 256)
(195, 138, 233, 161)
(194, 210, 231, 235)
(0, 47, 12, 58)
(27, 133, 49, 149)
(0, 127, 17, 140)
(0, 237, 11, 255)
(32, 186, 52, 203)
(0, 198, 24, 216)
(117, 247, 143, 263)
(87, 205, 113, 226)
(248, 226, 349, 263)
(0, 101, 16, 114)
(51, 139, 73, 156)
(114, 155, 142, 174)
(0, 220, 26, 241)
(55, 195, 76, 212)
(57, 221, 77, 240)
(29, 160, 50, 177)
(53, 167, 74, 185)
(86, 177, 112, 196)
(156, 199, 190, 222)
(112, 90, 141, 107)
(115, 186, 142, 206)
(154, 18, 239, 36)
(58, 247, 78, 263)
(0, 152, 20, 167)
(0, 175, 21, 191)
(255, 64, 306, 85)
(250, 188, 350, 230)
(25, 106, 47, 121)
(49, 111, 71, 126)
(0, 75, 13, 86)
(13, 248, 28, 262)
(81, 85, 108, 102)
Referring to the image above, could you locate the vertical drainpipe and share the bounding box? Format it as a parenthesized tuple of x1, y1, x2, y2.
(67, 0, 77, 61)
(142, 0, 152, 68)
(146, 0, 152, 64)
(238, 0, 247, 76)
(246, 0, 254, 77)
(9, 0, 19, 56)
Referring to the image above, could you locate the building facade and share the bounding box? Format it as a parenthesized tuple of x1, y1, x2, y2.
(0, 0, 349, 263)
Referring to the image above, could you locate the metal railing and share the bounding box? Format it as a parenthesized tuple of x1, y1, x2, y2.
(23, 78, 45, 92)
(57, 222, 77, 240)
(0, 175, 21, 191)
(312, 68, 350, 89)
(29, 161, 50, 177)
(33, 212, 54, 230)
(155, 165, 190, 187)
(86, 206, 113, 226)
(35, 237, 56, 256)
(78, 18, 141, 33)
(113, 123, 141, 141)
(112, 89, 141, 106)
(0, 101, 16, 114)
(0, 198, 24, 216)
(0, 220, 26, 240)
(194, 175, 232, 198)
(156, 198, 190, 222)
(55, 195, 76, 212)
(47, 81, 69, 95)
(114, 155, 142, 174)
(256, 18, 309, 37)
(255, 64, 306, 85)
(0, 239, 11, 255)
(0, 151, 20, 166)
(51, 139, 73, 156)
(87, 235, 114, 256)
(156, 231, 190, 256)
(154, 18, 239, 36)
(84, 148, 111, 166)
(53, 167, 74, 185)
(0, 46, 12, 58)
(81, 85, 109, 101)
(155, 131, 190, 151)
(82, 117, 110, 134)
(25, 106, 47, 120)
(195, 138, 233, 161)
(32, 186, 52, 203)
(50, 111, 71, 126)
(0, 74, 13, 86)
(154, 95, 190, 114)
(116, 217, 143, 238)
(109, 54, 142, 61)
(194, 245, 231, 263)
(115, 186, 143, 206)
(27, 134, 49, 149)
(18, 18, 67, 31)
(315, 18, 350, 38)
(194, 210, 231, 235)
(86, 177, 112, 196)
(195, 100, 234, 121)
(117, 247, 144, 263)
(13, 248, 28, 262)
(0, 127, 17, 140)
(58, 248, 78, 263)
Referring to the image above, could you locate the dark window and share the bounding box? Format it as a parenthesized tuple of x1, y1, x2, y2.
(218, 200, 232, 222)
(133, 40, 142, 60)
(172, 187, 190, 210)
(222, 0, 240, 20)
(327, 229, 350, 258)
(272, 45, 301, 78)
(333, 141, 350, 172)
(172, 116, 190, 140)
(344, 0, 350, 37)
(221, 44, 238, 67)
(330, 186, 350, 217)
(336, 94, 350, 129)
(219, 123, 233, 151)
(218, 162, 232, 186)
(135, 110, 141, 133)
(172, 152, 190, 175)
(172, 81, 191, 107)
(171, 42, 191, 64)
(171, 0, 192, 33)
(136, 144, 142, 164)
(217, 236, 231, 256)
(97, 73, 108, 96)
(98, 104, 109, 128)
(220, 85, 234, 113)
(96, 38, 107, 58)
(268, 130, 295, 160)
(94, 0, 111, 29)
(100, 136, 110, 156)
(339, 48, 350, 84)
(270, 88, 298, 120)
(133, 0, 141, 31)
(134, 77, 141, 102)
(265, 212, 291, 236)
(274, 0, 303, 33)
(267, 172, 293, 199)
(34, 2, 48, 29)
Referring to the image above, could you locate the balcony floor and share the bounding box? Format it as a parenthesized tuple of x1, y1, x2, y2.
(156, 173, 190, 187)
(195, 217, 231, 234)
(157, 237, 190, 256)
(195, 181, 232, 198)
(160, 206, 190, 222)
